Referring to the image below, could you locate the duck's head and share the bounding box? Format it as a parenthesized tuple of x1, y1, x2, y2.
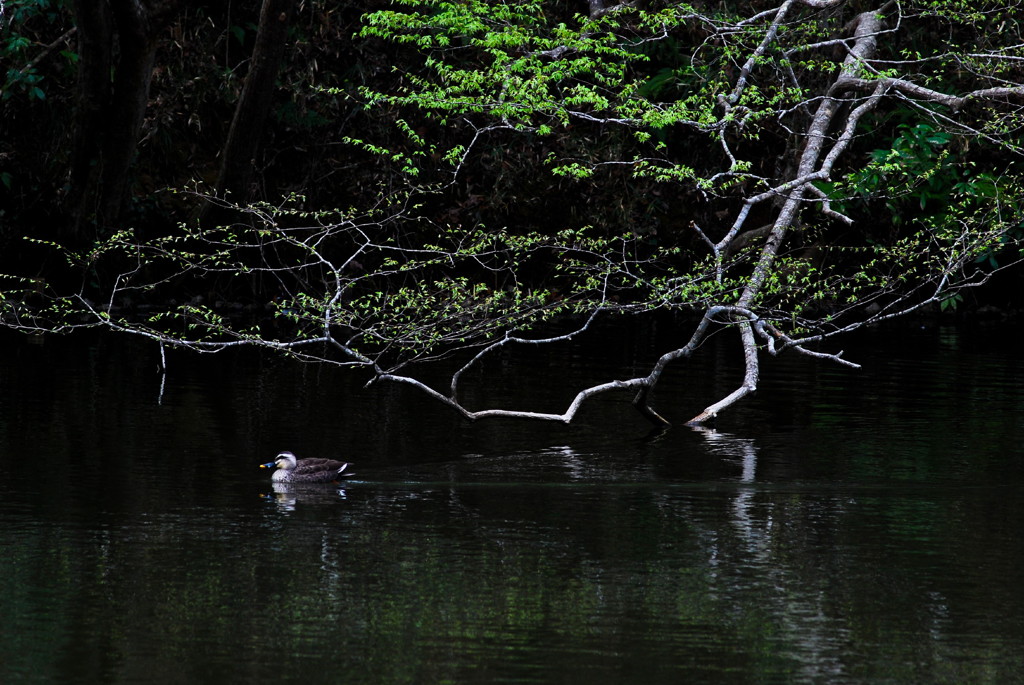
(260, 451, 298, 471)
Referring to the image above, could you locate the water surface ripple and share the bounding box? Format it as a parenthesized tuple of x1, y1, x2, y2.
(1, 325, 1022, 683)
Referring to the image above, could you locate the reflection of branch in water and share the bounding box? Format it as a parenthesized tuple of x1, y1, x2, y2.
(641, 423, 673, 445)
(690, 426, 758, 483)
(692, 426, 850, 680)
(548, 444, 585, 481)
(691, 426, 762, 547)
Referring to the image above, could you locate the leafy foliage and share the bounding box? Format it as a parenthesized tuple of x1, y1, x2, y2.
(1, 0, 73, 102)
(3, 0, 1024, 426)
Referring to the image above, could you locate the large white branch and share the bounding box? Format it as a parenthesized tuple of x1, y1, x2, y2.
(686, 319, 759, 425)
(841, 77, 1024, 110)
(378, 372, 648, 424)
(735, 8, 887, 310)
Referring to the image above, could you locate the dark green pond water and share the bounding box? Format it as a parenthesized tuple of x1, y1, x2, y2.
(1, 322, 1022, 683)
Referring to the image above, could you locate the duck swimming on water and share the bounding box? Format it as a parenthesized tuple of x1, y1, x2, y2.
(259, 451, 353, 483)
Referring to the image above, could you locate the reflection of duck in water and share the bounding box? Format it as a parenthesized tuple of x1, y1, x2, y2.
(259, 451, 353, 483)
(263, 481, 349, 513)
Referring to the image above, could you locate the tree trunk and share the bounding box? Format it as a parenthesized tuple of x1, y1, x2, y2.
(66, 0, 177, 242)
(206, 0, 295, 217)
(66, 1, 113, 241)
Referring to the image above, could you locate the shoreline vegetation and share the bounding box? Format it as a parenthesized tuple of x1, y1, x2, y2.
(3, 1, 1024, 425)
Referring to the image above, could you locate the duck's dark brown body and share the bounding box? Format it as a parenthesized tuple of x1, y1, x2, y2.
(260, 451, 352, 483)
